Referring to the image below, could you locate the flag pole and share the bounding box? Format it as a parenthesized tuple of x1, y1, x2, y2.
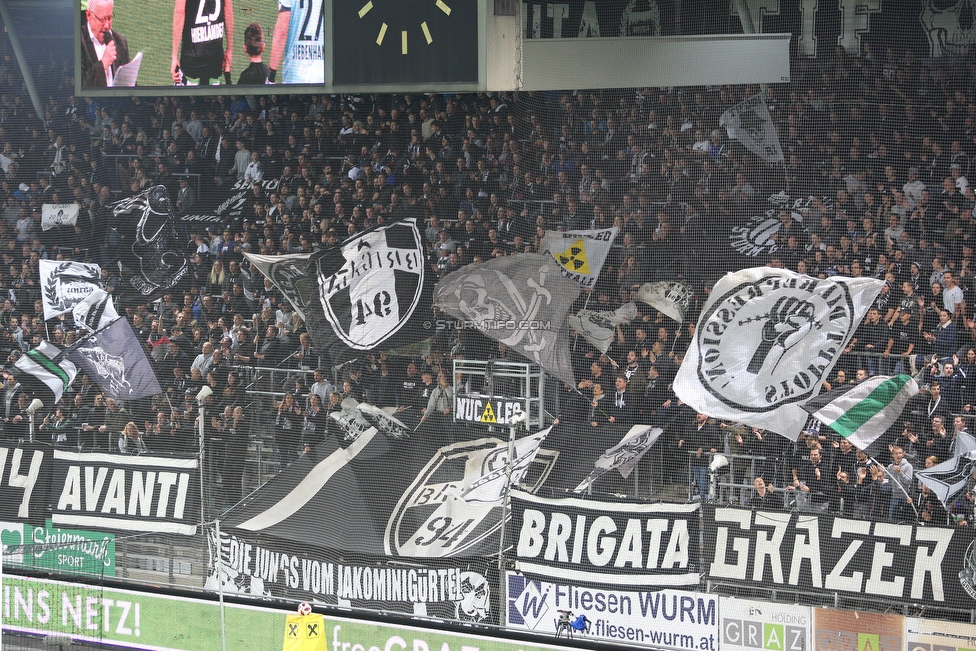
(496, 412, 527, 601)
(870, 455, 919, 521)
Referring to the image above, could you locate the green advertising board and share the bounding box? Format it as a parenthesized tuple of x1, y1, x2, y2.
(2, 575, 582, 651)
(1, 520, 115, 577)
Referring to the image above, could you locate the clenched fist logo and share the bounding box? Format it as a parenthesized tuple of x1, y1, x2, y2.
(747, 296, 816, 375)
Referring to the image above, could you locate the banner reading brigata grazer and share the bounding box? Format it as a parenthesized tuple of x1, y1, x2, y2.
(51, 451, 199, 535)
(703, 506, 976, 610)
(511, 491, 700, 588)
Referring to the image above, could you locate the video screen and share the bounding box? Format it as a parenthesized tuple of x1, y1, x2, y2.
(78, 0, 325, 93)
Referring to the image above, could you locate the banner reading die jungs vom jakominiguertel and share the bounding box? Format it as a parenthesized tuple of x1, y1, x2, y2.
(1, 574, 589, 651)
(506, 573, 718, 651)
(719, 597, 811, 651)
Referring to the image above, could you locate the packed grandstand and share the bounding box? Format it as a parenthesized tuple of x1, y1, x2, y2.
(3, 8, 976, 635)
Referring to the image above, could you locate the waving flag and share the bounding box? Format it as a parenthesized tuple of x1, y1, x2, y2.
(11, 341, 77, 406)
(917, 455, 976, 506)
(673, 268, 883, 440)
(573, 425, 664, 493)
(67, 318, 162, 400)
(72, 288, 120, 333)
(460, 427, 552, 503)
(541, 228, 618, 288)
(637, 281, 693, 323)
(436, 254, 580, 387)
(244, 252, 313, 321)
(39, 260, 101, 319)
(307, 218, 433, 366)
(568, 302, 638, 354)
(801, 374, 919, 451)
(720, 93, 785, 164)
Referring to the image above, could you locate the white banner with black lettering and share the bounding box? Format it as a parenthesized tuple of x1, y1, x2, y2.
(511, 490, 700, 588)
(704, 506, 976, 610)
(506, 574, 718, 651)
(719, 597, 811, 651)
(51, 451, 199, 535)
(541, 227, 618, 288)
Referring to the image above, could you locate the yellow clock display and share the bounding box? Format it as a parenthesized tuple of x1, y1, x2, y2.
(333, 0, 479, 86)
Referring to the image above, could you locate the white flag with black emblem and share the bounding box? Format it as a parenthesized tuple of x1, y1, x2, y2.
(308, 218, 433, 366)
(435, 254, 581, 387)
(720, 94, 784, 164)
(540, 227, 618, 288)
(673, 267, 883, 440)
(41, 203, 79, 231)
(637, 281, 693, 323)
(460, 426, 552, 503)
(568, 302, 639, 354)
(39, 260, 102, 320)
(574, 425, 663, 493)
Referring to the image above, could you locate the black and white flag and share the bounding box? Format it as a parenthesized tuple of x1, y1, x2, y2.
(916, 453, 976, 506)
(436, 254, 580, 387)
(71, 288, 120, 333)
(11, 341, 77, 406)
(111, 185, 189, 304)
(357, 403, 412, 439)
(673, 268, 883, 440)
(39, 260, 102, 320)
(720, 93, 785, 164)
(460, 426, 552, 503)
(329, 398, 374, 441)
(637, 281, 692, 323)
(308, 218, 433, 366)
(573, 425, 663, 493)
(67, 318, 161, 400)
(568, 302, 638, 354)
(243, 252, 314, 321)
(41, 203, 79, 231)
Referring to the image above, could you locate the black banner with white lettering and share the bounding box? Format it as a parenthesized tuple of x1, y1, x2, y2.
(703, 506, 976, 610)
(50, 451, 199, 535)
(510, 491, 701, 589)
(0, 444, 53, 524)
(208, 529, 495, 623)
(521, 1, 930, 59)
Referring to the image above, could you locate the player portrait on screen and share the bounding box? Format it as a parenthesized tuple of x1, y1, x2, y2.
(80, 0, 131, 88)
(172, 0, 234, 85)
(270, 0, 324, 84)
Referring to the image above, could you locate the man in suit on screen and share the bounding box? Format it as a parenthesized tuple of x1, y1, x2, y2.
(80, 0, 131, 88)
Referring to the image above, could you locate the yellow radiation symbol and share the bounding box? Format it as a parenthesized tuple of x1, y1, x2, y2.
(555, 239, 589, 275)
(480, 402, 497, 423)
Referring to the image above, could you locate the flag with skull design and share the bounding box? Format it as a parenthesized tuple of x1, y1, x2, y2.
(673, 267, 884, 440)
(435, 253, 581, 388)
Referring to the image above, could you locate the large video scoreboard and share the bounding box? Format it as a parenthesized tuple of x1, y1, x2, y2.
(76, 0, 487, 96)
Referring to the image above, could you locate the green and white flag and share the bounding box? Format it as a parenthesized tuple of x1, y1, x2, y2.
(801, 374, 919, 450)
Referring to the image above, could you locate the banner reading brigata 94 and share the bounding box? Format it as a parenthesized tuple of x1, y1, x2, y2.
(78, 0, 323, 93)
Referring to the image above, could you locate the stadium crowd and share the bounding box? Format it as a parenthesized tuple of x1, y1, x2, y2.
(0, 43, 974, 522)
